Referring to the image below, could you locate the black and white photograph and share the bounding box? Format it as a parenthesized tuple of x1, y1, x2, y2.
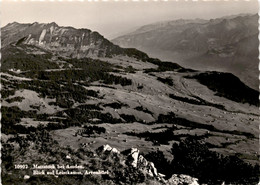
(1, 0, 259, 184)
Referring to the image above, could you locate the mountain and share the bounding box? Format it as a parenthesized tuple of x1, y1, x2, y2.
(1, 22, 259, 184)
(2, 21, 148, 60)
(112, 14, 259, 90)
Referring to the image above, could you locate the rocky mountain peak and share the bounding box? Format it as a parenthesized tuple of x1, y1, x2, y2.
(32, 21, 39, 25)
(48, 22, 58, 27)
(6, 21, 19, 26)
(2, 22, 148, 60)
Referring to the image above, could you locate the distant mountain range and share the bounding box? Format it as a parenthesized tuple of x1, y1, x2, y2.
(112, 14, 259, 90)
(1, 20, 259, 185)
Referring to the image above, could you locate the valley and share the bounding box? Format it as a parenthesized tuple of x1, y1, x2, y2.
(113, 14, 259, 91)
(1, 21, 259, 185)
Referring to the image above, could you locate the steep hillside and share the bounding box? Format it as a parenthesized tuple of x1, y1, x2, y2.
(113, 14, 259, 90)
(2, 22, 148, 60)
(1, 22, 259, 184)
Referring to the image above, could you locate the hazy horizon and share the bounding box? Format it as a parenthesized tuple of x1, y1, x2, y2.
(1, 1, 258, 39)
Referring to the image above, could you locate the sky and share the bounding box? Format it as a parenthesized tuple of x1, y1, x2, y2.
(1, 0, 258, 39)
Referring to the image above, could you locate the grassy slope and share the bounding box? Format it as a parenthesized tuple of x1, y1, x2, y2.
(2, 43, 259, 184)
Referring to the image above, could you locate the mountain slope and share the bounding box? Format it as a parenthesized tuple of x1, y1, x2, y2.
(112, 14, 259, 90)
(1, 21, 259, 184)
(2, 22, 148, 60)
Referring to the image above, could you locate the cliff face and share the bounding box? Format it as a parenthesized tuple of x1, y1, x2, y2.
(2, 22, 142, 59)
(2, 20, 259, 185)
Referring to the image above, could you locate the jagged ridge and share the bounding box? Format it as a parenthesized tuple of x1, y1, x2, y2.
(2, 22, 148, 60)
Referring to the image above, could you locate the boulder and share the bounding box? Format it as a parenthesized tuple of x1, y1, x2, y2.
(24, 175, 30, 180)
(166, 174, 199, 185)
(97, 144, 120, 154)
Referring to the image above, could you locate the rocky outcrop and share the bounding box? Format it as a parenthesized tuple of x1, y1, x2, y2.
(125, 148, 162, 179)
(127, 148, 139, 168)
(138, 154, 166, 180)
(124, 148, 164, 179)
(2, 22, 148, 60)
(166, 174, 199, 185)
(97, 145, 166, 182)
(97, 144, 120, 154)
(2, 22, 119, 58)
(95, 145, 202, 184)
